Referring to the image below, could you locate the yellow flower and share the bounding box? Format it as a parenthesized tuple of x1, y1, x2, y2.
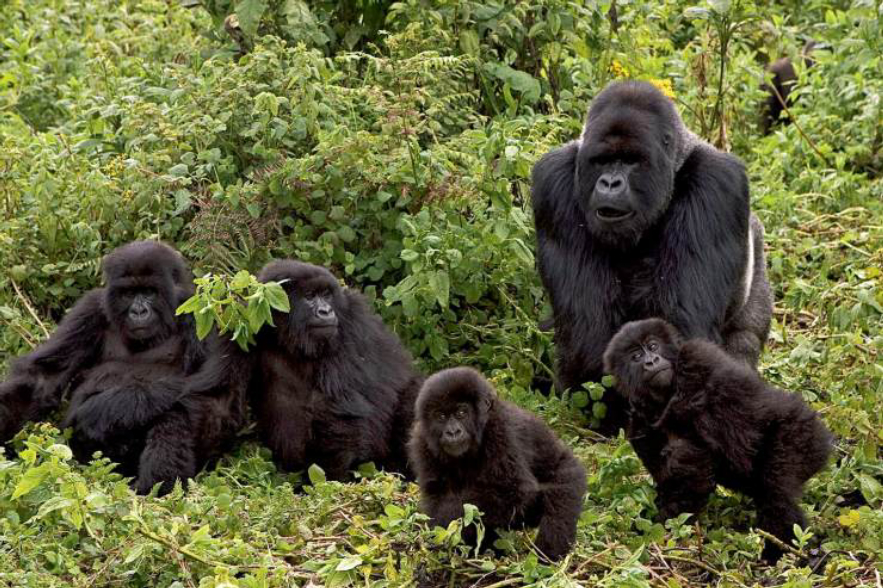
(649, 78, 675, 99)
(609, 60, 630, 79)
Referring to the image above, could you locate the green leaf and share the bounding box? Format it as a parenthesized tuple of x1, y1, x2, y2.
(459, 30, 480, 55)
(335, 555, 362, 571)
(13, 464, 51, 499)
(592, 402, 608, 419)
(264, 283, 291, 312)
(307, 464, 326, 485)
(195, 309, 215, 340)
(235, 0, 269, 39)
(230, 270, 252, 291)
(429, 270, 450, 309)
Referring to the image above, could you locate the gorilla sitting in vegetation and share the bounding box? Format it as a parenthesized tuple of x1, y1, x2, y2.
(532, 80, 772, 434)
(408, 367, 587, 561)
(0, 241, 245, 495)
(207, 260, 423, 480)
(603, 318, 833, 560)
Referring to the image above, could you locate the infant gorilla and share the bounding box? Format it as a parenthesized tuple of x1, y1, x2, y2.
(603, 318, 833, 560)
(408, 367, 586, 561)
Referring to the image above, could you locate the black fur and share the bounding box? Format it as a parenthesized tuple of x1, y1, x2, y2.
(532, 80, 772, 433)
(761, 41, 819, 134)
(0, 241, 245, 495)
(239, 260, 422, 480)
(603, 318, 833, 561)
(408, 367, 586, 561)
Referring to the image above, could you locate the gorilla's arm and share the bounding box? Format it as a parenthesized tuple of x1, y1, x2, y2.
(0, 289, 108, 440)
(658, 147, 750, 343)
(63, 373, 184, 444)
(532, 143, 620, 387)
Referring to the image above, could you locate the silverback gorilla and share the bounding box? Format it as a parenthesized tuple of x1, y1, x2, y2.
(532, 80, 772, 433)
(0, 241, 245, 494)
(603, 319, 832, 560)
(226, 260, 422, 480)
(409, 367, 587, 561)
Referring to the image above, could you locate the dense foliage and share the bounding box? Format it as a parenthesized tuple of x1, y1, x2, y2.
(0, 0, 880, 586)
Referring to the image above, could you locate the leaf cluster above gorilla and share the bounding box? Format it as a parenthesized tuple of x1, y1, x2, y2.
(531, 80, 772, 433)
(0, 241, 245, 495)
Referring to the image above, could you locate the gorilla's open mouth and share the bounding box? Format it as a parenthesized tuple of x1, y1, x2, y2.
(596, 207, 635, 222)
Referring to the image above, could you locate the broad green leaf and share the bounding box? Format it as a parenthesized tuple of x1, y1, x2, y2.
(264, 283, 291, 313)
(307, 464, 326, 485)
(235, 0, 269, 39)
(13, 464, 51, 499)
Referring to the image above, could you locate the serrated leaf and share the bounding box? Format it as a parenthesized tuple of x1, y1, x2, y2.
(235, 0, 269, 39)
(264, 283, 291, 313)
(13, 464, 51, 499)
(335, 555, 362, 571)
(230, 270, 252, 291)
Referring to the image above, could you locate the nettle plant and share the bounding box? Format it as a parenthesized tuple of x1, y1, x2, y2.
(176, 271, 290, 350)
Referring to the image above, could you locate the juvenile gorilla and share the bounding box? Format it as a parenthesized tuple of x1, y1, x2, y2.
(245, 260, 422, 480)
(532, 80, 772, 433)
(603, 319, 833, 560)
(409, 367, 587, 561)
(0, 241, 245, 494)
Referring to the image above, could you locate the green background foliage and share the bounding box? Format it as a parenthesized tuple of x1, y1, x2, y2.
(0, 0, 880, 586)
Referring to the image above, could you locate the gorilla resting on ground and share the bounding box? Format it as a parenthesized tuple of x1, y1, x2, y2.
(532, 80, 772, 434)
(603, 318, 833, 561)
(199, 260, 422, 480)
(409, 367, 587, 561)
(0, 241, 245, 494)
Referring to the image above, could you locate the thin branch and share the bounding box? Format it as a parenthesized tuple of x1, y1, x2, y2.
(660, 553, 720, 576)
(754, 528, 802, 556)
(136, 526, 225, 568)
(10, 278, 50, 338)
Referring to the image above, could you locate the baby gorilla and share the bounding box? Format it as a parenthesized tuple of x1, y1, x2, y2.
(603, 319, 833, 560)
(408, 367, 586, 561)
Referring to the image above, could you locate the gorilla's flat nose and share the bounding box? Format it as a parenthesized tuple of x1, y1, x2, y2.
(596, 172, 627, 197)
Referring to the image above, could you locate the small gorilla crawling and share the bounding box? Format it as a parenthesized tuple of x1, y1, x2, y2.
(603, 318, 833, 560)
(408, 367, 587, 561)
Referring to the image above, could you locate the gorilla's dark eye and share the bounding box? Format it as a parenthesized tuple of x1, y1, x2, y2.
(648, 341, 659, 352)
(631, 350, 643, 362)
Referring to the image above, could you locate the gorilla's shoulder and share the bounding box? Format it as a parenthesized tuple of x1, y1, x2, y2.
(677, 144, 749, 206)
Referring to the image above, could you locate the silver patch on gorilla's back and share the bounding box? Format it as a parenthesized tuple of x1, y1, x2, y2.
(742, 226, 755, 308)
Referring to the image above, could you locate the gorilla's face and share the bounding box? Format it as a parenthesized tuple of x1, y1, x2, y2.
(603, 318, 682, 421)
(108, 285, 174, 344)
(258, 260, 347, 357)
(576, 82, 682, 248)
(415, 367, 495, 460)
(428, 401, 477, 458)
(102, 241, 187, 347)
